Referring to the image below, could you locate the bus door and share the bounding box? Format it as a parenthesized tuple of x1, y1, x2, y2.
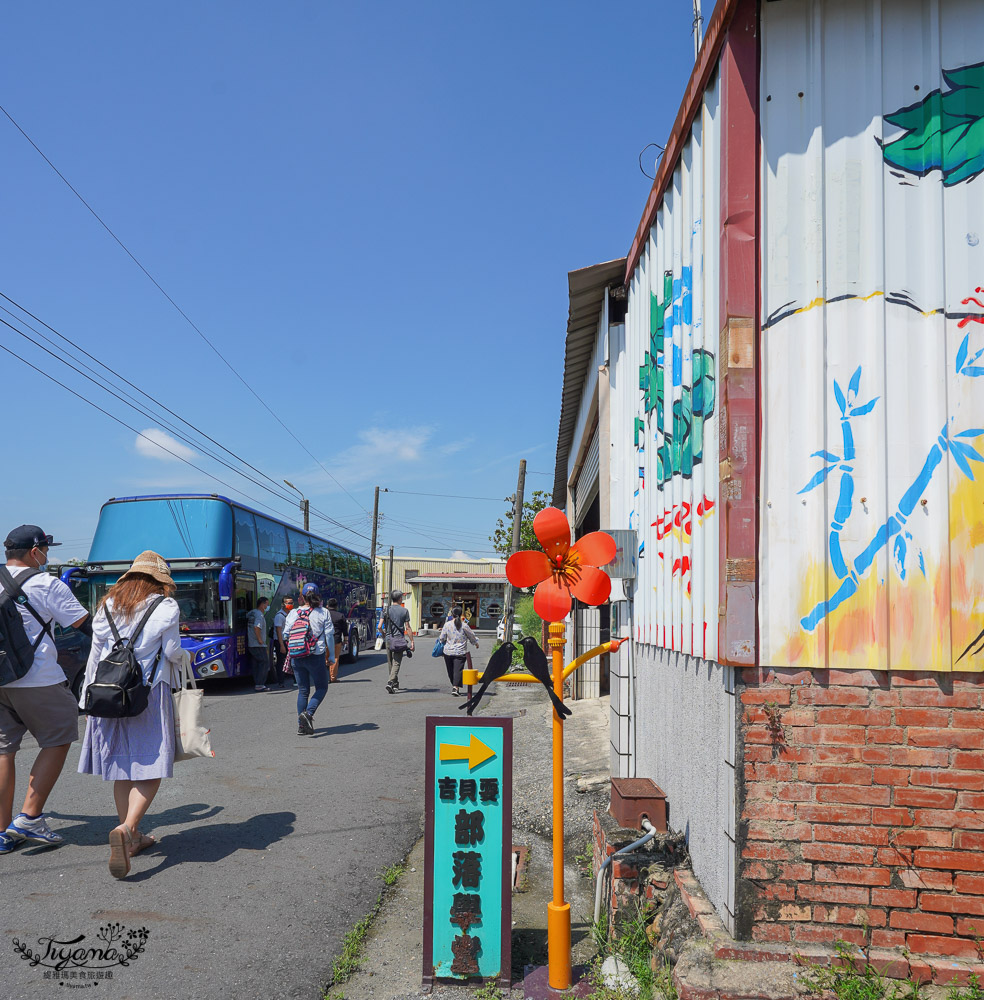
(234, 574, 256, 671)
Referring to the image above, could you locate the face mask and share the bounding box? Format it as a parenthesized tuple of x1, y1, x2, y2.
(34, 550, 48, 572)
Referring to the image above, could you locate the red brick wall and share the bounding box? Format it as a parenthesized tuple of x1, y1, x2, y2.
(737, 668, 984, 960)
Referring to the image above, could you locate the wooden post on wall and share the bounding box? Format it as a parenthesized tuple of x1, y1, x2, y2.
(717, 0, 758, 666)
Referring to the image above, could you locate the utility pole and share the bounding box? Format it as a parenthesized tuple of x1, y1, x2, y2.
(370, 485, 380, 599)
(502, 459, 526, 642)
(693, 0, 703, 60)
(283, 480, 309, 532)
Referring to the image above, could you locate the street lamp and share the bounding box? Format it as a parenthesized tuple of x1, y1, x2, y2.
(283, 480, 310, 532)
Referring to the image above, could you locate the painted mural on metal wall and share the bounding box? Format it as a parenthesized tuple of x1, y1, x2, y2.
(638, 269, 716, 488)
(759, 2, 984, 673)
(631, 231, 719, 652)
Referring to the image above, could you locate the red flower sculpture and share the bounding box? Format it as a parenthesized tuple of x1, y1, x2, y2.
(506, 507, 617, 622)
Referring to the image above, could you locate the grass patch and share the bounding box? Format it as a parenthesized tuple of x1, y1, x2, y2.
(323, 895, 381, 999)
(379, 861, 407, 886)
(575, 839, 594, 878)
(587, 900, 669, 1000)
(475, 982, 505, 1000)
(800, 941, 984, 1000)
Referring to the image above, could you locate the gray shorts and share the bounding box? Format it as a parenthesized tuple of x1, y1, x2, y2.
(0, 682, 81, 754)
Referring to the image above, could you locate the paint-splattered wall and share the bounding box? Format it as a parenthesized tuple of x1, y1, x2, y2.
(759, 0, 984, 671)
(618, 73, 722, 659)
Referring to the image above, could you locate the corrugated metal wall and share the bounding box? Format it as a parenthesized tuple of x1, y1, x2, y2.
(618, 72, 722, 659)
(759, 0, 984, 672)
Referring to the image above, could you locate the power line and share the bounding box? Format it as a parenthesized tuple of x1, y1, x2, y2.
(383, 489, 508, 502)
(0, 102, 368, 515)
(0, 291, 306, 507)
(0, 297, 369, 544)
(0, 338, 308, 525)
(0, 315, 369, 544)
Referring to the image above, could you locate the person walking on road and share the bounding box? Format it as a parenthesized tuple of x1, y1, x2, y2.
(0, 525, 91, 855)
(282, 584, 334, 736)
(326, 598, 346, 683)
(383, 590, 413, 694)
(271, 597, 293, 688)
(247, 597, 271, 691)
(76, 551, 184, 879)
(439, 606, 479, 696)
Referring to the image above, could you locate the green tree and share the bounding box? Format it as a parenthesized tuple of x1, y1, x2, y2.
(489, 489, 551, 557)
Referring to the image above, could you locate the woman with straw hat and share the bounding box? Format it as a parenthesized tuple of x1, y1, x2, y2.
(77, 550, 184, 878)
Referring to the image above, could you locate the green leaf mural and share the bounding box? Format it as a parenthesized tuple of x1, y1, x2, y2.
(882, 61, 984, 186)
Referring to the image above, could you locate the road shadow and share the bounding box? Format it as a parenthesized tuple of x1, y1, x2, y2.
(311, 722, 379, 738)
(48, 802, 225, 846)
(124, 810, 297, 881)
(334, 654, 390, 680)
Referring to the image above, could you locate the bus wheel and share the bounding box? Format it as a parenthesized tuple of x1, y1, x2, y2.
(345, 635, 359, 664)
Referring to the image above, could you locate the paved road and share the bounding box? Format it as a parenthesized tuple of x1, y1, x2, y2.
(3, 640, 494, 1000)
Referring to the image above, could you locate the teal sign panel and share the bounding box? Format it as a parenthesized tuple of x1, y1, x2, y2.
(423, 716, 512, 988)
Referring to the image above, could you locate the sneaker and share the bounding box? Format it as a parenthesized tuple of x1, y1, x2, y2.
(297, 712, 314, 735)
(297, 721, 307, 736)
(385, 682, 394, 694)
(0, 831, 21, 854)
(301, 711, 315, 733)
(6, 813, 64, 846)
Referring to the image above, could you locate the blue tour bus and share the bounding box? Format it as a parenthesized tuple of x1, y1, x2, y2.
(62, 495, 375, 681)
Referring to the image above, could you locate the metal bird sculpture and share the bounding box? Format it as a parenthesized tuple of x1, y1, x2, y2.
(519, 635, 572, 720)
(459, 641, 515, 716)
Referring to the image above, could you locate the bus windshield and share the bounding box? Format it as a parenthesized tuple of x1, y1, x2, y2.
(89, 574, 224, 633)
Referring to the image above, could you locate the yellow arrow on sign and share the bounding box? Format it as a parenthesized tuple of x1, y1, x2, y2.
(439, 733, 496, 770)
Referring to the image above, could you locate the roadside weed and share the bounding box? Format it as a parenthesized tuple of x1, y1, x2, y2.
(323, 895, 381, 998)
(799, 942, 919, 1000)
(948, 976, 984, 1000)
(475, 982, 505, 1000)
(586, 900, 666, 1000)
(379, 861, 407, 886)
(575, 839, 594, 878)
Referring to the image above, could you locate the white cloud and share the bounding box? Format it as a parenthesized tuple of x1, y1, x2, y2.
(293, 425, 435, 492)
(135, 428, 197, 463)
(450, 550, 473, 560)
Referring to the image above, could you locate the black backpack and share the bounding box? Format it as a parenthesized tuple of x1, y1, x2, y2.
(0, 567, 52, 687)
(84, 596, 167, 718)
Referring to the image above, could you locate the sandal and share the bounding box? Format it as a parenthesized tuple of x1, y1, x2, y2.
(129, 832, 156, 857)
(108, 825, 133, 879)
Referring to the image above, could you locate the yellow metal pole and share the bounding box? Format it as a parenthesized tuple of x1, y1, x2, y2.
(546, 620, 571, 990)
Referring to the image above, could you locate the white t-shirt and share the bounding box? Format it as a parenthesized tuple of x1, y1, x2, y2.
(1, 565, 87, 688)
(80, 595, 183, 704)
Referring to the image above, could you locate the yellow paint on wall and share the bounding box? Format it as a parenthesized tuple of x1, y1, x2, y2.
(950, 474, 984, 671)
(774, 472, 984, 672)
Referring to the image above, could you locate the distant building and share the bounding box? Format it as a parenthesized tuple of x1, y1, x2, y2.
(375, 556, 506, 631)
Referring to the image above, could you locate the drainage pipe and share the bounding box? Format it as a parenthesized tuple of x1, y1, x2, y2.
(593, 818, 657, 927)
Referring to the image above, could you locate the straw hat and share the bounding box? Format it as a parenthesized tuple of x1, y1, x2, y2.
(119, 550, 173, 586)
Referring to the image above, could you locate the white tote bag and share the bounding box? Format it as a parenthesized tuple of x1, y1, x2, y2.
(173, 652, 214, 761)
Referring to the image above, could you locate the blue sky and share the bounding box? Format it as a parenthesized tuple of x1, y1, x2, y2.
(1, 1, 700, 563)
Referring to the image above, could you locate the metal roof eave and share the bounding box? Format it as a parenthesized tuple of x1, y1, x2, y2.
(552, 257, 627, 508)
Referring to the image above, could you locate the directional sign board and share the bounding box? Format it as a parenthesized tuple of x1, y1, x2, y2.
(423, 716, 512, 989)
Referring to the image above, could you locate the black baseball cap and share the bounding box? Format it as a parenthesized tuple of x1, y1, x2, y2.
(4, 525, 61, 550)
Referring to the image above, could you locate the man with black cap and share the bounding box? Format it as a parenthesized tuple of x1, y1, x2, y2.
(0, 525, 91, 854)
